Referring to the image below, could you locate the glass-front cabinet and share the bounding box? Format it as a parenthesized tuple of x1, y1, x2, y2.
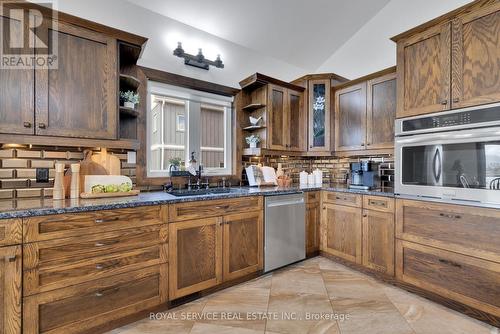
(308, 79, 331, 152)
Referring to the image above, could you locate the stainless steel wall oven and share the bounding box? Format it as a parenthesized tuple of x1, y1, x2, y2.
(395, 103, 500, 206)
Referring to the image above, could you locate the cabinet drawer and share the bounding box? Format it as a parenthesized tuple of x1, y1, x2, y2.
(363, 196, 394, 213)
(396, 199, 500, 262)
(169, 197, 263, 222)
(0, 219, 22, 246)
(396, 240, 500, 317)
(306, 191, 320, 204)
(323, 191, 362, 208)
(24, 243, 168, 295)
(23, 225, 168, 270)
(23, 265, 168, 334)
(24, 206, 167, 242)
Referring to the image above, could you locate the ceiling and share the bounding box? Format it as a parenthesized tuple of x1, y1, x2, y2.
(126, 0, 390, 71)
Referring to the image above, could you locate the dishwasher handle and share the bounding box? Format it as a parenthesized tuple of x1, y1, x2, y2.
(266, 198, 304, 207)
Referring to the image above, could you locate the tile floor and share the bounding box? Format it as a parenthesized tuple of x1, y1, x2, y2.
(108, 257, 498, 334)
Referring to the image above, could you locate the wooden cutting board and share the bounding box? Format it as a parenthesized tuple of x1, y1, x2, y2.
(64, 150, 108, 197)
(91, 148, 121, 175)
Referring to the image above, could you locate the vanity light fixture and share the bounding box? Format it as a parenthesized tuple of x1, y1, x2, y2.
(173, 42, 224, 70)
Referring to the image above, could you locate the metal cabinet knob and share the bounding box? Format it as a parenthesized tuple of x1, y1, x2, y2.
(38, 123, 46, 129)
(441, 100, 448, 105)
(23, 122, 32, 128)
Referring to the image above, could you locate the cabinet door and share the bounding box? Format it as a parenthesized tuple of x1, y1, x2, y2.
(367, 73, 396, 149)
(396, 23, 451, 118)
(306, 202, 320, 256)
(452, 3, 500, 108)
(35, 20, 117, 139)
(362, 209, 395, 276)
(308, 80, 331, 152)
(169, 217, 222, 300)
(335, 83, 367, 151)
(322, 204, 362, 264)
(0, 245, 22, 334)
(268, 85, 287, 150)
(287, 88, 305, 151)
(223, 211, 263, 281)
(0, 12, 34, 135)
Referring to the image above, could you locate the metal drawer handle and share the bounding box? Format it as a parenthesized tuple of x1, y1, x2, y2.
(94, 286, 120, 297)
(439, 213, 461, 219)
(95, 217, 120, 224)
(94, 240, 120, 247)
(38, 123, 46, 129)
(95, 260, 120, 270)
(5, 256, 16, 262)
(441, 100, 448, 105)
(335, 196, 349, 201)
(23, 122, 32, 128)
(438, 259, 462, 268)
(215, 205, 230, 210)
(369, 200, 387, 207)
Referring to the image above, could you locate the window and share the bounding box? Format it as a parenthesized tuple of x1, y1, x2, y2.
(176, 114, 185, 132)
(147, 81, 233, 177)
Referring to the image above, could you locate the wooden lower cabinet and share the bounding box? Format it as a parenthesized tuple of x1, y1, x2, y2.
(396, 240, 500, 317)
(223, 211, 263, 281)
(322, 203, 362, 264)
(362, 209, 395, 276)
(306, 202, 320, 256)
(169, 217, 223, 300)
(23, 265, 168, 334)
(396, 199, 500, 263)
(0, 245, 22, 334)
(169, 210, 263, 299)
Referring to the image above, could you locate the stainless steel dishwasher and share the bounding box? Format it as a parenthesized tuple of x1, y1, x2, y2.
(264, 193, 306, 272)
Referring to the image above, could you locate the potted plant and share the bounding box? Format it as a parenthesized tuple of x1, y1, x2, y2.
(120, 90, 139, 109)
(168, 157, 182, 172)
(246, 134, 260, 148)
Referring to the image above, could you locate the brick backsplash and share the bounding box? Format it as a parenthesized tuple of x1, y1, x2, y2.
(242, 154, 394, 191)
(0, 146, 136, 199)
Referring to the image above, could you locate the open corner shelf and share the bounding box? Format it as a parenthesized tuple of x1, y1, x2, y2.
(242, 103, 266, 112)
(120, 106, 139, 117)
(120, 74, 141, 91)
(242, 125, 266, 131)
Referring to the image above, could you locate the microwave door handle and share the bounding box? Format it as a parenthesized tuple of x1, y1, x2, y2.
(433, 147, 442, 183)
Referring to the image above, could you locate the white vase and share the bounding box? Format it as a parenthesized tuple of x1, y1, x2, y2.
(124, 101, 135, 109)
(249, 142, 257, 148)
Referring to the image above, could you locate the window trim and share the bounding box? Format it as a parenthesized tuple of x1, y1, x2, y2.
(146, 81, 233, 178)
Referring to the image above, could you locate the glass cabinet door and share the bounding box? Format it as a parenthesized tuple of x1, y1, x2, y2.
(308, 79, 331, 151)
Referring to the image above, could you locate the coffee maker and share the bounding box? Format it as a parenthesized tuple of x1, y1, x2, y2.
(349, 161, 380, 190)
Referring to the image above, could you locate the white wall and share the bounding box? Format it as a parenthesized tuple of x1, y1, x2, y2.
(316, 0, 472, 79)
(54, 0, 309, 88)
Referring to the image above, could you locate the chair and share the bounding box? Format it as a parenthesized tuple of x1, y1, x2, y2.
(490, 178, 500, 190)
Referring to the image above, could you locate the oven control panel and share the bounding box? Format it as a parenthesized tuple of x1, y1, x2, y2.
(402, 104, 500, 133)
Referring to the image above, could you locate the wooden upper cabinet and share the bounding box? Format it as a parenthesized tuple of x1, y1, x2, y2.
(287, 88, 305, 151)
(267, 85, 305, 151)
(268, 85, 287, 150)
(222, 211, 263, 281)
(335, 82, 367, 151)
(169, 217, 222, 300)
(0, 12, 34, 135)
(308, 79, 331, 152)
(452, 3, 500, 108)
(396, 23, 451, 118)
(35, 20, 117, 139)
(367, 73, 396, 149)
(0, 245, 22, 334)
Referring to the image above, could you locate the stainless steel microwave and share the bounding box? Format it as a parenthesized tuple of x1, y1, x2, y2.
(395, 103, 500, 206)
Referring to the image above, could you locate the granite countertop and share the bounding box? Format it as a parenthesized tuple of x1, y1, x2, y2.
(0, 184, 395, 219)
